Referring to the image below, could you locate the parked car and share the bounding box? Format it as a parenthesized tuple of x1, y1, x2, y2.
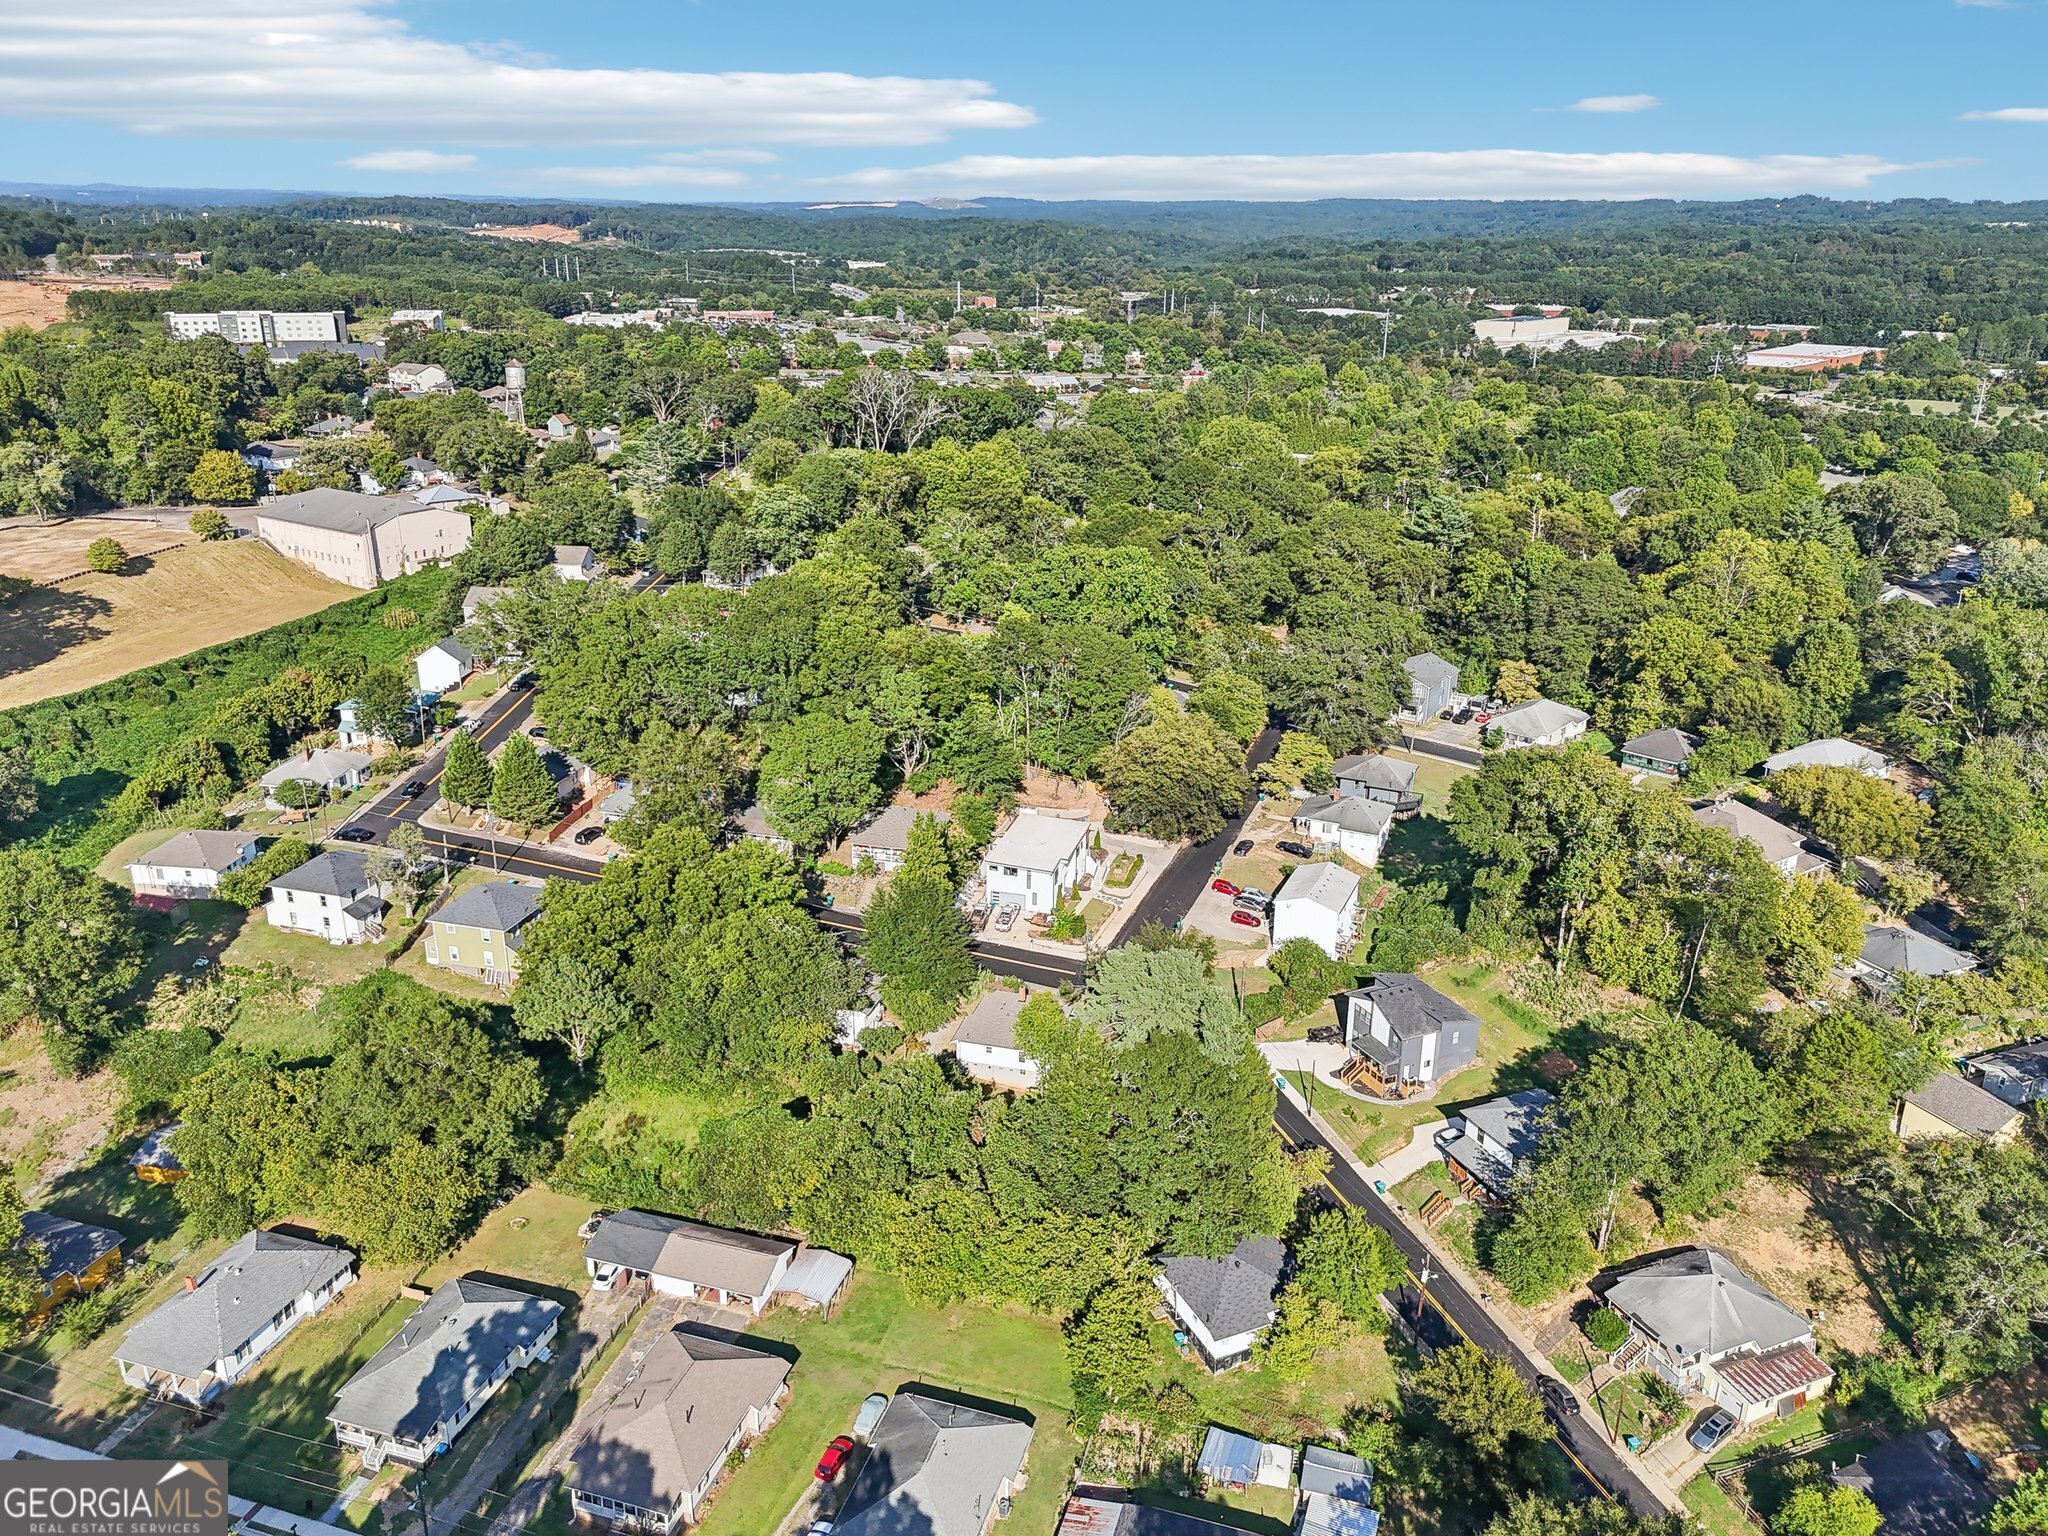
(815, 1435, 855, 1481)
(995, 904, 1020, 933)
(1229, 909, 1263, 929)
(1473, 711, 1492, 726)
(528, 724, 547, 739)
(1689, 1409, 1735, 1453)
(400, 780, 427, 798)
(1538, 1378, 1580, 1416)
(510, 672, 535, 689)
(1237, 887, 1270, 904)
(1211, 878, 1241, 897)
(332, 826, 375, 843)
(1232, 839, 1254, 856)
(573, 826, 605, 846)
(852, 1393, 889, 1441)
(1276, 840, 1315, 859)
(808, 1524, 834, 1536)
(1233, 895, 1268, 914)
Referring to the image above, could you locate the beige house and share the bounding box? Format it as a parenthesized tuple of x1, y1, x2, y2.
(255, 487, 471, 589)
(424, 881, 542, 987)
(1893, 1073, 2023, 1144)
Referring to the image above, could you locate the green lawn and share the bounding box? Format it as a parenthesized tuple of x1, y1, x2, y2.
(441, 670, 506, 706)
(1389, 1164, 1480, 1270)
(1588, 1371, 1683, 1449)
(1682, 1473, 1757, 1536)
(414, 1184, 597, 1296)
(218, 911, 398, 1057)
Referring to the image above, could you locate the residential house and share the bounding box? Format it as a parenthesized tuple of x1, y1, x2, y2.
(1620, 728, 1700, 777)
(1270, 862, 1361, 961)
(388, 309, 445, 330)
(1691, 797, 1829, 877)
(1398, 653, 1464, 722)
(384, 361, 450, 394)
(401, 455, 447, 486)
(1296, 1446, 1379, 1536)
(552, 544, 597, 581)
(568, 1328, 792, 1532)
(836, 996, 885, 1047)
(1155, 1237, 1287, 1371)
(115, 1231, 355, 1404)
(1761, 737, 1890, 778)
(132, 1124, 185, 1184)
(424, 880, 541, 987)
(462, 584, 514, 624)
(1600, 1248, 1833, 1425)
(335, 698, 403, 751)
(1853, 924, 1978, 991)
(1892, 1073, 2022, 1145)
(415, 636, 476, 697)
(1292, 795, 1392, 866)
(1965, 1038, 2048, 1108)
(1197, 1426, 1294, 1490)
(265, 849, 389, 944)
(412, 483, 482, 509)
(849, 805, 946, 873)
(253, 487, 471, 590)
(583, 1211, 795, 1316)
(1489, 698, 1589, 750)
(1339, 973, 1481, 1096)
(242, 440, 303, 475)
(981, 811, 1095, 917)
(19, 1211, 123, 1323)
(733, 802, 793, 857)
(600, 782, 637, 824)
(831, 1391, 1034, 1536)
(1443, 1089, 1552, 1203)
(1331, 754, 1421, 814)
(330, 1277, 559, 1470)
(259, 747, 373, 808)
(949, 989, 1042, 1089)
(126, 829, 259, 902)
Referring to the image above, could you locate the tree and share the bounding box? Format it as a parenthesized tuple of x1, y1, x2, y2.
(353, 664, 414, 747)
(0, 745, 37, 828)
(188, 506, 230, 540)
(1098, 689, 1250, 842)
(0, 440, 72, 521)
(441, 729, 493, 810)
(1258, 730, 1334, 795)
(1076, 945, 1246, 1064)
(1768, 766, 1928, 860)
(1188, 669, 1269, 745)
(217, 836, 312, 908)
(513, 955, 632, 1067)
(1270, 938, 1353, 1015)
(1293, 1206, 1405, 1327)
(1410, 1343, 1550, 1459)
(1496, 659, 1541, 704)
(1257, 1282, 1345, 1378)
(862, 873, 978, 1032)
(1063, 1274, 1157, 1403)
(0, 850, 143, 1073)
(366, 822, 430, 915)
(186, 449, 255, 504)
(756, 711, 886, 851)
(1988, 1470, 2048, 1536)
(84, 537, 125, 574)
(490, 732, 561, 830)
(0, 1183, 45, 1348)
(1770, 1485, 1880, 1536)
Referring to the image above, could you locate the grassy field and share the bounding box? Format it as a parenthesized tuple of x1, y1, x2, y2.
(0, 541, 355, 710)
(1683, 1472, 1760, 1536)
(414, 1184, 597, 1295)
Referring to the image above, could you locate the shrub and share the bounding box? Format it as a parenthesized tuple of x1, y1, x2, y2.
(189, 508, 230, 540)
(1585, 1306, 1631, 1353)
(1242, 987, 1288, 1028)
(84, 537, 126, 574)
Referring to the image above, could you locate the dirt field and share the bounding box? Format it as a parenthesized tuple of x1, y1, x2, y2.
(0, 538, 355, 709)
(0, 515, 190, 583)
(470, 221, 582, 243)
(0, 1026, 122, 1191)
(1689, 1176, 1886, 1357)
(0, 274, 173, 331)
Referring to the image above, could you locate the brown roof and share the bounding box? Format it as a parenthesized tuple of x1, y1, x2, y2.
(583, 1211, 794, 1296)
(1716, 1343, 1832, 1406)
(1692, 798, 1805, 866)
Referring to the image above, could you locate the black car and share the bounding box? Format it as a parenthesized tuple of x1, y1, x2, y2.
(573, 826, 605, 846)
(528, 724, 547, 740)
(1276, 839, 1315, 859)
(400, 780, 427, 798)
(332, 826, 376, 844)
(1538, 1378, 1581, 1416)
(510, 673, 535, 690)
(1232, 839, 1254, 856)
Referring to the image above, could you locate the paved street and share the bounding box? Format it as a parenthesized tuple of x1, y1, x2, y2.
(808, 900, 1086, 987)
(1122, 721, 1283, 936)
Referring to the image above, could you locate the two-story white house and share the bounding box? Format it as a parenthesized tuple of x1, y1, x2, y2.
(980, 811, 1095, 917)
(125, 829, 259, 903)
(414, 636, 476, 697)
(1270, 862, 1361, 961)
(329, 1277, 560, 1470)
(265, 849, 389, 944)
(115, 1231, 356, 1404)
(1339, 973, 1481, 1097)
(1443, 1088, 1553, 1203)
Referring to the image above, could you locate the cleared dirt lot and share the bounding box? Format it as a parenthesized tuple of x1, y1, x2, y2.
(0, 515, 190, 582)
(0, 274, 173, 331)
(0, 535, 355, 708)
(470, 221, 582, 243)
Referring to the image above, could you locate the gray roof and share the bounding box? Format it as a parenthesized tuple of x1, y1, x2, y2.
(851, 804, 947, 854)
(117, 1231, 355, 1378)
(257, 487, 425, 535)
(1298, 1445, 1374, 1502)
(571, 1329, 790, 1514)
(1196, 1427, 1270, 1484)
(20, 1210, 122, 1283)
(1331, 754, 1418, 793)
(834, 1392, 1034, 1536)
(1403, 653, 1461, 689)
(129, 829, 257, 874)
(1622, 728, 1699, 766)
(1901, 1073, 2020, 1139)
(1860, 924, 1978, 978)
(600, 784, 637, 820)
(1490, 697, 1588, 740)
(584, 1211, 794, 1297)
(1692, 799, 1805, 867)
(330, 1278, 558, 1441)
(1275, 861, 1362, 915)
(133, 1123, 183, 1174)
(1762, 737, 1889, 776)
(1295, 795, 1394, 837)
(1354, 973, 1480, 1045)
(1459, 1089, 1553, 1166)
(1966, 1038, 2048, 1106)
(1603, 1249, 1810, 1361)
(270, 848, 375, 898)
(462, 585, 514, 620)
(435, 881, 541, 942)
(260, 748, 372, 790)
(553, 544, 594, 565)
(1159, 1236, 1287, 1340)
(423, 635, 475, 667)
(954, 989, 1028, 1051)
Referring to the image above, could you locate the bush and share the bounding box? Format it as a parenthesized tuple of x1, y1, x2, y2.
(1242, 987, 1288, 1028)
(84, 537, 126, 574)
(1839, 1352, 1942, 1429)
(189, 508, 230, 540)
(1585, 1306, 1631, 1352)
(217, 836, 313, 908)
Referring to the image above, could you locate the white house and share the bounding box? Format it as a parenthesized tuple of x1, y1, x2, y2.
(1490, 698, 1589, 749)
(1291, 794, 1392, 866)
(414, 636, 476, 697)
(253, 487, 471, 590)
(1155, 1237, 1288, 1371)
(126, 829, 259, 902)
(259, 747, 373, 808)
(948, 989, 1042, 1089)
(265, 849, 389, 945)
(329, 1278, 560, 1471)
(1443, 1088, 1553, 1203)
(1762, 737, 1891, 778)
(583, 1211, 795, 1316)
(1270, 862, 1361, 961)
(981, 810, 1095, 916)
(552, 544, 597, 581)
(384, 361, 450, 395)
(388, 308, 445, 331)
(115, 1231, 355, 1404)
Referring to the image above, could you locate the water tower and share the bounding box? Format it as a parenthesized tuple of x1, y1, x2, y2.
(502, 358, 526, 427)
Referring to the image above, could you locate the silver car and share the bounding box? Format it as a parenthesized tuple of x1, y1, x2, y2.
(1689, 1409, 1735, 1453)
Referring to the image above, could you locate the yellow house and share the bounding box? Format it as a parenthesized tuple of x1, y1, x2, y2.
(1893, 1073, 2023, 1145)
(424, 881, 542, 989)
(132, 1123, 186, 1184)
(20, 1211, 123, 1322)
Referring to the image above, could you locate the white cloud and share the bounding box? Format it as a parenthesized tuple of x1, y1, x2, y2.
(0, 1, 1036, 147)
(822, 149, 1936, 202)
(651, 149, 781, 165)
(525, 163, 753, 188)
(1961, 106, 2048, 120)
(1558, 94, 1661, 113)
(342, 149, 477, 173)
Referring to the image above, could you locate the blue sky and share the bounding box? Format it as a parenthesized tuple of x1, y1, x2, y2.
(5, 0, 2048, 202)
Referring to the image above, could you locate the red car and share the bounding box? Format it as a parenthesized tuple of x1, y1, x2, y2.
(1230, 909, 1263, 928)
(1473, 712, 1492, 726)
(815, 1435, 856, 1481)
(1211, 878, 1241, 897)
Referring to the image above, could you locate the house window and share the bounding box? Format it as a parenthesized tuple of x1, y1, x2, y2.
(448, 947, 460, 963)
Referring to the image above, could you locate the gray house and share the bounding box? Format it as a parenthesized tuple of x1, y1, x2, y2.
(1331, 753, 1421, 813)
(831, 1391, 1034, 1536)
(329, 1277, 560, 1470)
(1853, 925, 1978, 992)
(1965, 1038, 2048, 1108)
(1620, 728, 1700, 777)
(1297, 1445, 1379, 1536)
(1399, 653, 1463, 722)
(1444, 1088, 1553, 1202)
(1340, 974, 1481, 1096)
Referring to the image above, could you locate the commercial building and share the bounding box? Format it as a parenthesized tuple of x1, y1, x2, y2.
(164, 310, 349, 344)
(254, 487, 471, 589)
(1742, 343, 1884, 373)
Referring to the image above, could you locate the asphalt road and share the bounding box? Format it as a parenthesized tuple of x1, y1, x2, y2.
(1274, 1094, 1671, 1518)
(807, 901, 1087, 988)
(1122, 721, 1285, 936)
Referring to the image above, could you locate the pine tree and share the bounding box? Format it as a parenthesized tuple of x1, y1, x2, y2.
(441, 730, 492, 810)
(490, 733, 561, 830)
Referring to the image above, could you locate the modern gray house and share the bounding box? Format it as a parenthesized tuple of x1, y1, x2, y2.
(329, 1277, 560, 1470)
(831, 1391, 1034, 1536)
(1398, 654, 1463, 722)
(1331, 753, 1422, 813)
(1965, 1038, 2048, 1108)
(1339, 974, 1481, 1097)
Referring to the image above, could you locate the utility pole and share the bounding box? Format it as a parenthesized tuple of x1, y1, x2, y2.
(1382, 311, 1392, 359)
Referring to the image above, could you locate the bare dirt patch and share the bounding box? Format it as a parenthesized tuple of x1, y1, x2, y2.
(0, 1027, 122, 1190)
(1018, 766, 1109, 819)
(1690, 1176, 1885, 1357)
(469, 222, 582, 244)
(0, 274, 173, 331)
(0, 515, 190, 583)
